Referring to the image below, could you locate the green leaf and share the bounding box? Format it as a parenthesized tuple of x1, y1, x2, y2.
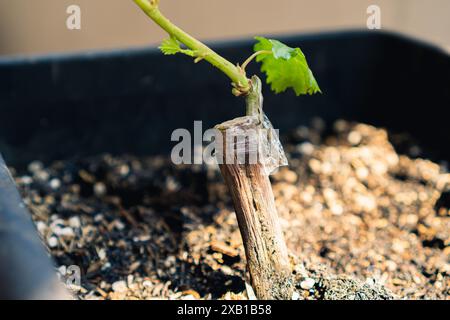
(269, 39, 296, 60)
(254, 36, 321, 96)
(159, 36, 195, 57)
(159, 36, 181, 55)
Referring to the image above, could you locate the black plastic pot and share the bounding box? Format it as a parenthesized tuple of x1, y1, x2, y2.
(0, 30, 449, 299)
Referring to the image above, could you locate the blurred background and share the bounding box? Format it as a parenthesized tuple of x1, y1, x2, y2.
(0, 0, 449, 57)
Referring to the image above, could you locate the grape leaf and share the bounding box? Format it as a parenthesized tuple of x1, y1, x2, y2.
(159, 36, 195, 57)
(254, 36, 321, 96)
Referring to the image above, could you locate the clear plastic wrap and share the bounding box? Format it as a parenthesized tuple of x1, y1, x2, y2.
(216, 113, 288, 176)
(259, 113, 288, 175)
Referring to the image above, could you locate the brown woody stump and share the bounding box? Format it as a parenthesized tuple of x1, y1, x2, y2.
(215, 116, 293, 300)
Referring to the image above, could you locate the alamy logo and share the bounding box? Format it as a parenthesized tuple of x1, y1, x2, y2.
(367, 5, 381, 30)
(58, 265, 81, 291)
(66, 5, 81, 30)
(170, 120, 287, 174)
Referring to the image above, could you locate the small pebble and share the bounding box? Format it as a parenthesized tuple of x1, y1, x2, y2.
(53, 226, 75, 237)
(309, 159, 322, 173)
(114, 220, 125, 230)
(112, 280, 128, 293)
(300, 278, 315, 290)
(49, 178, 61, 190)
(97, 248, 106, 260)
(348, 131, 362, 145)
(311, 117, 325, 131)
(68, 216, 81, 228)
(20, 176, 33, 185)
(127, 275, 134, 287)
(166, 176, 180, 192)
(295, 126, 310, 139)
(94, 182, 107, 197)
(297, 142, 314, 155)
(282, 170, 298, 184)
(291, 291, 300, 300)
(356, 167, 369, 180)
(47, 236, 58, 248)
(334, 119, 349, 132)
(36, 221, 47, 234)
(34, 170, 49, 181)
(101, 262, 111, 270)
(119, 165, 130, 176)
(330, 203, 344, 215)
(28, 161, 43, 173)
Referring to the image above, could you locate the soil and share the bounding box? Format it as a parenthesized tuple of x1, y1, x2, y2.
(11, 119, 449, 300)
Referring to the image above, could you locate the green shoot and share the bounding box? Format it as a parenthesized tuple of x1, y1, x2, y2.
(134, 0, 321, 99)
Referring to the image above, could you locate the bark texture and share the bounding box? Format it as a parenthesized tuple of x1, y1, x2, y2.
(216, 117, 293, 300)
